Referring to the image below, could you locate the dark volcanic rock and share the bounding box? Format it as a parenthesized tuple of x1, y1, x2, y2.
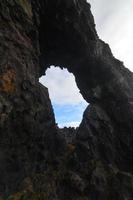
(0, 0, 133, 199)
(59, 127, 77, 144)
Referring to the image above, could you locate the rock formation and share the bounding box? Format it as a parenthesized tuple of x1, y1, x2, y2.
(0, 0, 133, 199)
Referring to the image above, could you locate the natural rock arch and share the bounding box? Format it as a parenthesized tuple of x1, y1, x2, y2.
(37, 0, 133, 125)
(37, 0, 133, 169)
(0, 0, 133, 199)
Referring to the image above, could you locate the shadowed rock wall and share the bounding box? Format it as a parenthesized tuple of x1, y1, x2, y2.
(37, 0, 133, 171)
(0, 0, 133, 199)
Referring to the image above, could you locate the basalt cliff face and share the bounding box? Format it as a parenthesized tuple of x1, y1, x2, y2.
(0, 0, 133, 199)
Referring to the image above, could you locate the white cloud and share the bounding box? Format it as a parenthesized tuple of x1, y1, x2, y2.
(40, 1, 133, 108)
(89, 0, 133, 71)
(39, 1, 133, 127)
(59, 121, 80, 128)
(39, 66, 86, 105)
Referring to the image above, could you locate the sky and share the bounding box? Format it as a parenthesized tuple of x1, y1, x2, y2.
(39, 67, 88, 128)
(89, 0, 133, 70)
(39, 0, 133, 128)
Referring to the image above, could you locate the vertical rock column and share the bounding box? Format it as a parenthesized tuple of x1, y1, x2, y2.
(0, 0, 58, 196)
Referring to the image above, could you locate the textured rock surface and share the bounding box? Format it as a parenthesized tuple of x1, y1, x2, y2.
(0, 0, 133, 199)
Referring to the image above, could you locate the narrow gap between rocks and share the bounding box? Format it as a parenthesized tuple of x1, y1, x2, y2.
(39, 66, 88, 128)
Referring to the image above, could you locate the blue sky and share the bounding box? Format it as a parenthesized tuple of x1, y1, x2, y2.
(40, 0, 133, 127)
(53, 102, 87, 127)
(39, 66, 88, 128)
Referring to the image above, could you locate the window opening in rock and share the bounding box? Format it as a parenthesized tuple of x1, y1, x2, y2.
(39, 66, 88, 128)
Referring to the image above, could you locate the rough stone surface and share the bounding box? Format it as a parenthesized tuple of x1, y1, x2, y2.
(0, 0, 133, 199)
